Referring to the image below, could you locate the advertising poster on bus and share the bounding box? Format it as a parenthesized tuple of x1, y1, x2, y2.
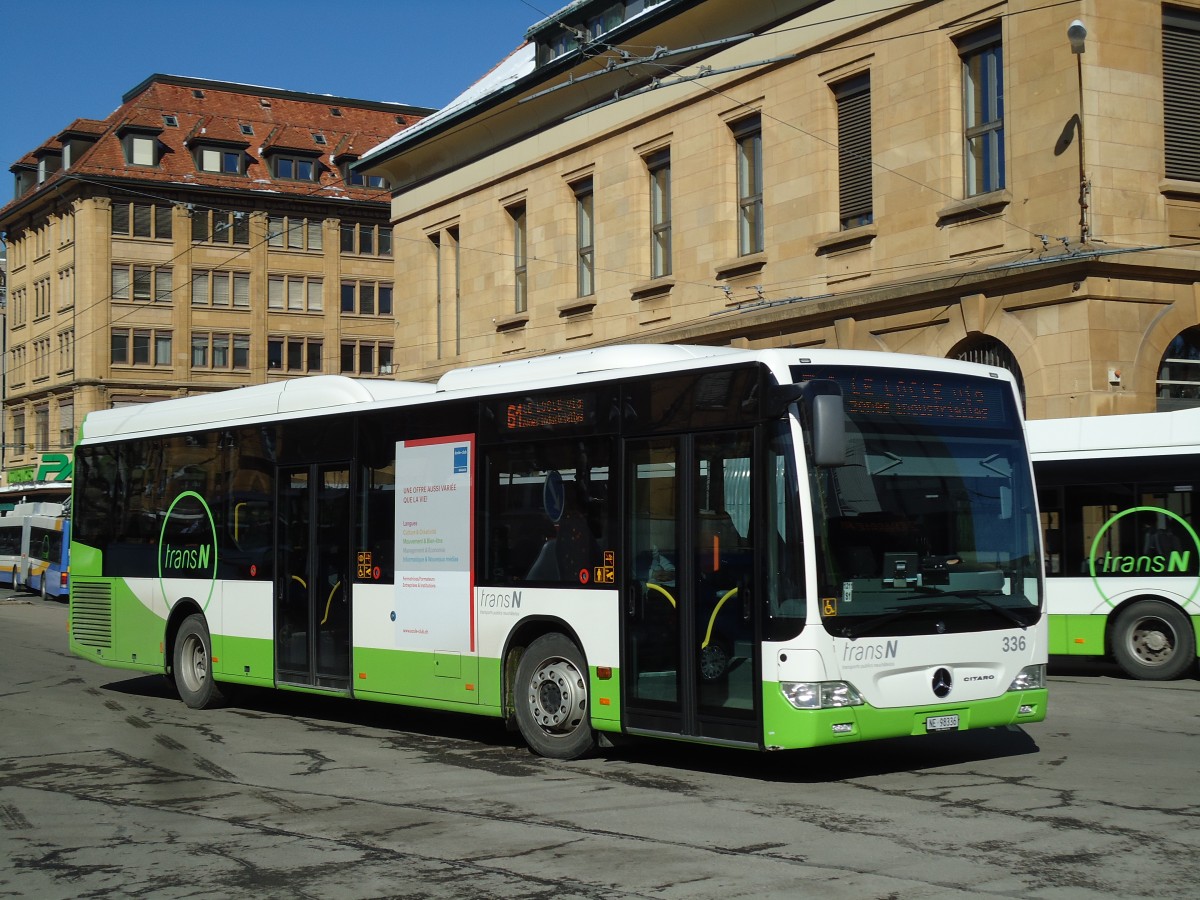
(393, 435, 475, 652)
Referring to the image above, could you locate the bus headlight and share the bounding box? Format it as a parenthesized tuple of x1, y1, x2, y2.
(1007, 664, 1045, 691)
(781, 681, 864, 710)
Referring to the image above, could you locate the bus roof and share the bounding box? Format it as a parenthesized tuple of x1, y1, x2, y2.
(435, 344, 744, 393)
(79, 376, 436, 442)
(1027, 407, 1200, 459)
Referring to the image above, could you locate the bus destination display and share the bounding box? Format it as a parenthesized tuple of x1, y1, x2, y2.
(791, 366, 1012, 427)
(500, 393, 595, 432)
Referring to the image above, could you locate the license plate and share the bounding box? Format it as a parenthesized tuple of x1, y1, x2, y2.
(925, 715, 959, 732)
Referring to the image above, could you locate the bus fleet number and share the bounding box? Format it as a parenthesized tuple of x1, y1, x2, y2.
(1001, 635, 1027, 652)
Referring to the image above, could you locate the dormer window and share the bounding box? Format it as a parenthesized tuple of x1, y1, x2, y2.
(274, 153, 318, 181)
(118, 128, 161, 167)
(196, 145, 245, 175)
(342, 159, 387, 189)
(36, 152, 62, 183)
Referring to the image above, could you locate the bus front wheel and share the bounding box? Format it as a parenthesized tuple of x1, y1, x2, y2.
(173, 614, 226, 709)
(1112, 600, 1197, 681)
(513, 633, 594, 760)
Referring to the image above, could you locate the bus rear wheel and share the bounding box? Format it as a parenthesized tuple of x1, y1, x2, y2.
(514, 633, 594, 760)
(1112, 600, 1196, 681)
(173, 614, 225, 709)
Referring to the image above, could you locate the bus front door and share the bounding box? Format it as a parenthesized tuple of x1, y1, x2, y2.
(275, 464, 352, 691)
(623, 431, 760, 746)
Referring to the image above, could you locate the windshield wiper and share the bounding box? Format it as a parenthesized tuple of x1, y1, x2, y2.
(836, 602, 961, 639)
(911, 586, 1030, 629)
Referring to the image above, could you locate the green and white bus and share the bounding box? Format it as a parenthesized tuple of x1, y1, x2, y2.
(1030, 409, 1200, 680)
(69, 345, 1046, 758)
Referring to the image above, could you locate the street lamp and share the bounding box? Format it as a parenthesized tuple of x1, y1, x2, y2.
(1068, 19, 1087, 54)
(1068, 20, 1089, 243)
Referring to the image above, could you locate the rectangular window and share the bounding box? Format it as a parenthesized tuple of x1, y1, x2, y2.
(155, 333, 172, 366)
(734, 116, 764, 255)
(155, 268, 173, 303)
(193, 270, 250, 308)
(340, 341, 391, 374)
(112, 203, 130, 236)
(112, 202, 171, 239)
(130, 135, 155, 167)
(132, 267, 152, 302)
(191, 334, 208, 367)
(58, 401, 74, 449)
(378, 284, 393, 315)
(133, 204, 152, 238)
(276, 156, 315, 181)
(268, 215, 284, 247)
(574, 178, 595, 297)
(155, 204, 173, 239)
(1164, 7, 1200, 181)
(191, 271, 209, 306)
(233, 334, 250, 369)
(307, 220, 323, 250)
(961, 24, 1005, 196)
(133, 330, 151, 365)
(233, 272, 250, 308)
(212, 334, 230, 368)
(836, 74, 873, 229)
(269, 336, 320, 373)
(648, 150, 672, 278)
(200, 148, 241, 174)
(111, 330, 128, 365)
(112, 264, 171, 303)
(511, 203, 528, 313)
(307, 280, 323, 312)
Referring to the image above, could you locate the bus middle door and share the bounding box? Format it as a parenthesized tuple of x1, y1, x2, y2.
(275, 463, 352, 691)
(623, 430, 760, 746)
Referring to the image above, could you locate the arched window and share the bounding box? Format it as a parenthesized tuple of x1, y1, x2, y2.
(1157, 327, 1200, 411)
(951, 336, 1025, 408)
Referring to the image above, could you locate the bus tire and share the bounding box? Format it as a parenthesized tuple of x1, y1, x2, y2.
(513, 633, 594, 760)
(40, 578, 47, 601)
(1112, 600, 1197, 681)
(173, 614, 225, 709)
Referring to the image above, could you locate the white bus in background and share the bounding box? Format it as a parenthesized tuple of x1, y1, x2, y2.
(1029, 410, 1200, 679)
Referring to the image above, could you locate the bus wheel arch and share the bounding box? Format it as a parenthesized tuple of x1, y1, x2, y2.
(1108, 596, 1197, 681)
(166, 602, 226, 708)
(503, 619, 594, 759)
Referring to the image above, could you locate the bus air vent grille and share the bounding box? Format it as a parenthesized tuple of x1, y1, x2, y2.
(72, 580, 113, 649)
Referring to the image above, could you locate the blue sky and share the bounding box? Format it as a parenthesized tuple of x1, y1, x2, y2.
(2, 0, 548, 175)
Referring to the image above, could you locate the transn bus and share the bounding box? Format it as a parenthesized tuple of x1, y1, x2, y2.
(69, 345, 1046, 758)
(1029, 408, 1200, 680)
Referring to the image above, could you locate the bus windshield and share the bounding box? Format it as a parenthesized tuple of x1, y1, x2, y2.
(793, 365, 1041, 637)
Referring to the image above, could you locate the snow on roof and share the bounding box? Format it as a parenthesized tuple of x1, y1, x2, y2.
(360, 41, 537, 164)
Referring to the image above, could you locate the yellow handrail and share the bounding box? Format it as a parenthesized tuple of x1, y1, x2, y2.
(646, 581, 677, 608)
(701, 587, 738, 650)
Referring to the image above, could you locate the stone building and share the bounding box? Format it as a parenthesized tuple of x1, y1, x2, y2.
(0, 74, 429, 487)
(360, 0, 1200, 420)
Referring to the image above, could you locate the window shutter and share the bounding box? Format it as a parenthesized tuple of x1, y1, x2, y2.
(155, 205, 173, 239)
(1164, 11, 1200, 181)
(233, 273, 250, 308)
(836, 75, 873, 228)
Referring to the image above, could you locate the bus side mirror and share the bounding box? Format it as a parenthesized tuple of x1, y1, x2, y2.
(809, 393, 846, 467)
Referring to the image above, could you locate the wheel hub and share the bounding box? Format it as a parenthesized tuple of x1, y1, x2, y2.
(1131, 618, 1174, 662)
(528, 659, 585, 732)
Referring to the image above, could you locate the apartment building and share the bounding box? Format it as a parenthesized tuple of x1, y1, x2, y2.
(360, 0, 1200, 420)
(0, 74, 429, 488)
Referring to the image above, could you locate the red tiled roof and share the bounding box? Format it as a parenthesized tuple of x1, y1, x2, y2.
(2, 75, 429, 218)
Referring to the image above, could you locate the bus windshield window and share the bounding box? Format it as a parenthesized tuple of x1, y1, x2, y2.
(793, 366, 1041, 636)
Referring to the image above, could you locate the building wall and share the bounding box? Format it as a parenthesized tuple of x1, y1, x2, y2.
(385, 0, 1200, 420)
